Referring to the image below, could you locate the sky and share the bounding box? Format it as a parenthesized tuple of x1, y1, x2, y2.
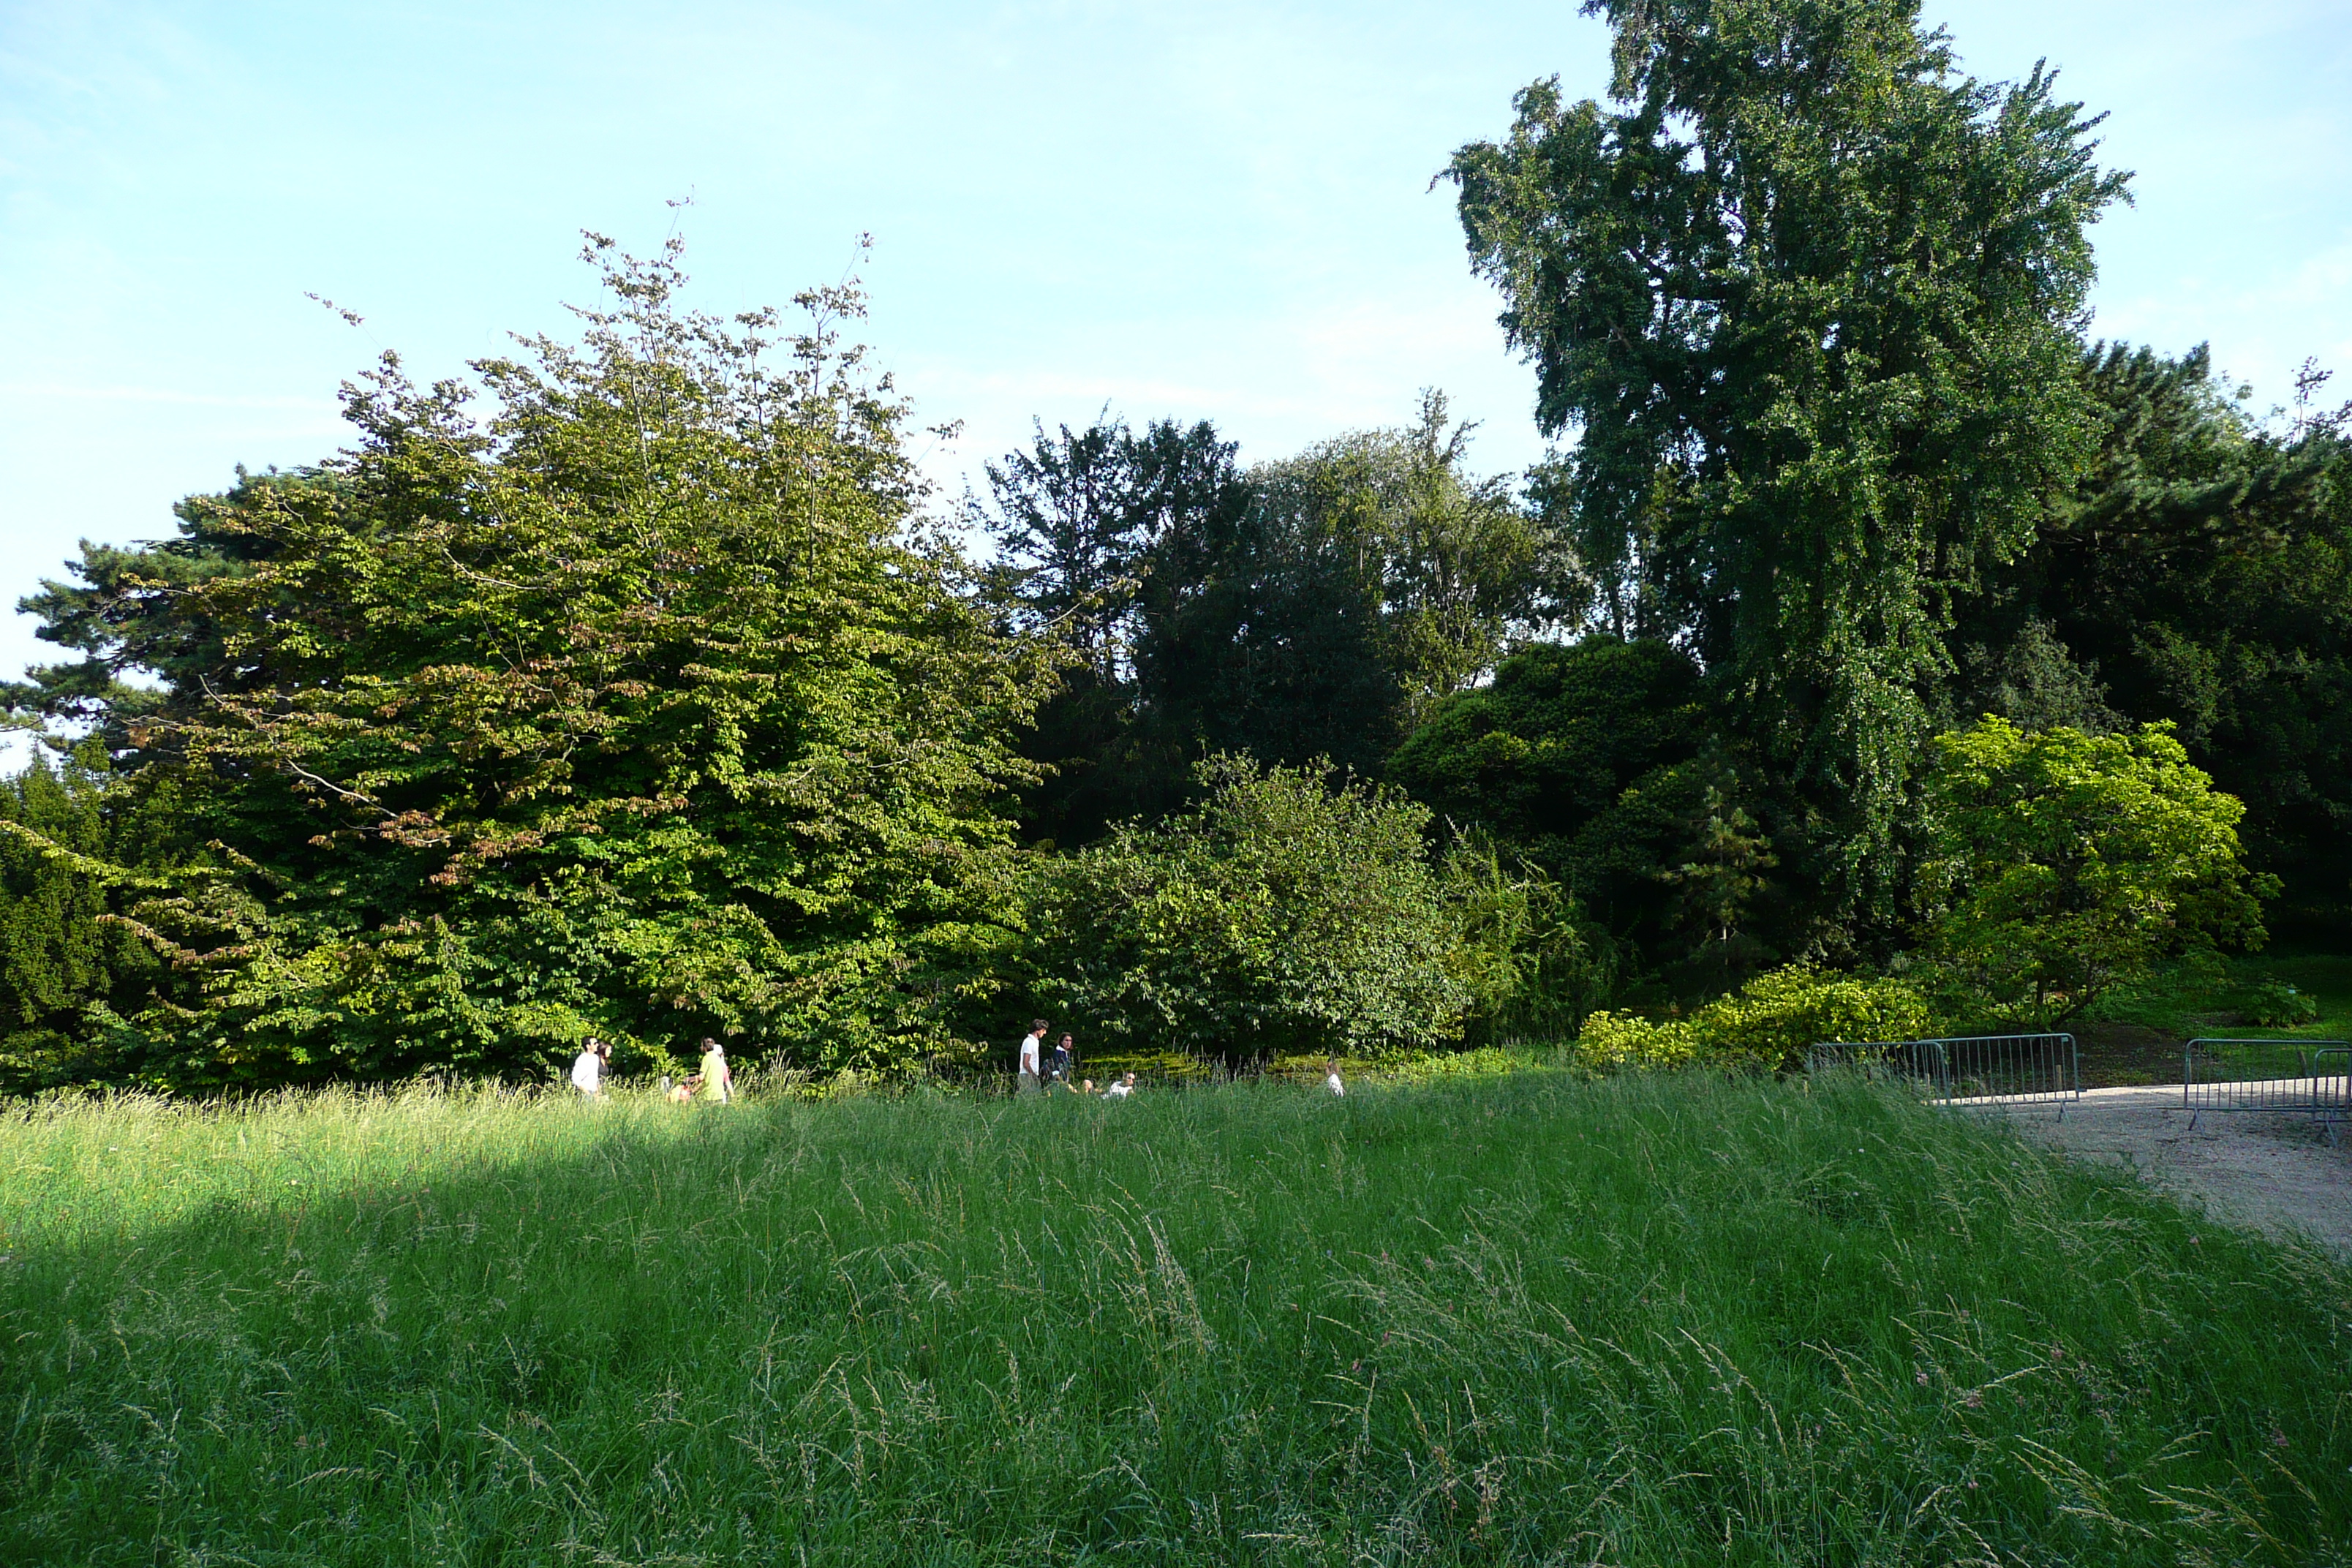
(3, 0, 2349, 752)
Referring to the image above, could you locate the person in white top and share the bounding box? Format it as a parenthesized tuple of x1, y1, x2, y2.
(570, 1039, 609, 1098)
(1105, 1071, 1137, 1098)
(1017, 1019, 1046, 1096)
(1324, 1058, 1345, 1097)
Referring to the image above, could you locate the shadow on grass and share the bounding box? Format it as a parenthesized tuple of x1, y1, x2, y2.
(2, 1074, 2348, 1566)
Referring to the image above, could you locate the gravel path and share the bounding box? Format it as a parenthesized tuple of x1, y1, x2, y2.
(1970, 1085, 2352, 1257)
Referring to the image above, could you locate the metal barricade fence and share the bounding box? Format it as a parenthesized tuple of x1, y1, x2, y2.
(2182, 1039, 2351, 1131)
(1935, 1033, 2080, 1109)
(1806, 1039, 1945, 1087)
(1807, 1034, 2080, 1113)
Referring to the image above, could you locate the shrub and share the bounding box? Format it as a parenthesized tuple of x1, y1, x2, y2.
(1574, 966, 1930, 1072)
(1025, 755, 1515, 1064)
(1572, 1009, 1702, 1070)
(2243, 978, 2321, 1028)
(1695, 967, 1931, 1069)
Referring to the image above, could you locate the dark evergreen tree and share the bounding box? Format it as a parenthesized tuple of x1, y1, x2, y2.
(1388, 637, 1716, 964)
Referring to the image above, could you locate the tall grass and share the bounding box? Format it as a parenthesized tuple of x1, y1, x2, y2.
(1, 1071, 2345, 1564)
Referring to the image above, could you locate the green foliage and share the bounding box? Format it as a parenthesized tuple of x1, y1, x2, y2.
(981, 396, 1568, 844)
(1954, 343, 2352, 931)
(1923, 717, 2272, 1025)
(978, 415, 1246, 842)
(1389, 637, 1727, 963)
(6, 240, 1055, 1088)
(1449, 0, 2129, 928)
(0, 749, 181, 1089)
(7, 1073, 2344, 1564)
(1576, 964, 1930, 1071)
(1023, 756, 1516, 1063)
(1240, 391, 1569, 731)
(2242, 977, 2321, 1028)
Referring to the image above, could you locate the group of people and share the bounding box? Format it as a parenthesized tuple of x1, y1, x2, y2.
(1017, 1020, 1136, 1098)
(1016, 1019, 1348, 1098)
(569, 1036, 736, 1104)
(565, 1022, 1349, 1103)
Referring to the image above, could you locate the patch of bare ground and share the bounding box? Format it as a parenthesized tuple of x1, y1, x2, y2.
(1980, 1085, 2352, 1258)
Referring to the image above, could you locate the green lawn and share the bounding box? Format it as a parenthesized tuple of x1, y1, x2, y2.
(1, 1071, 2346, 1564)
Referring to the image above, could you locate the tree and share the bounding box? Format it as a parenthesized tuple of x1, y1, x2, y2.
(978, 415, 1249, 844)
(7, 237, 1057, 1088)
(1659, 775, 1779, 990)
(0, 746, 189, 1090)
(979, 396, 1566, 840)
(1923, 717, 2272, 1025)
(1387, 636, 1715, 960)
(1447, 0, 2129, 933)
(1023, 757, 1517, 1064)
(1259, 392, 1569, 728)
(1950, 343, 2352, 932)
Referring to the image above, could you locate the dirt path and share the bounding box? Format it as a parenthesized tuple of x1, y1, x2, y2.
(1975, 1085, 2352, 1258)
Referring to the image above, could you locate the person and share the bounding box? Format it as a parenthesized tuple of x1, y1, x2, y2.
(1049, 1031, 1075, 1090)
(697, 1038, 733, 1104)
(1325, 1058, 1346, 1097)
(1017, 1019, 1046, 1096)
(667, 1074, 701, 1104)
(1079, 1078, 1097, 1096)
(1106, 1071, 1137, 1098)
(571, 1038, 609, 1098)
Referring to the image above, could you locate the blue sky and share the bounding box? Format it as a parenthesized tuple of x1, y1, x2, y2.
(4, 0, 2349, 731)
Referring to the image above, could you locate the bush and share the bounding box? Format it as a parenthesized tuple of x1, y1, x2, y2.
(1025, 756, 1514, 1064)
(1923, 717, 2273, 1026)
(2242, 978, 2321, 1028)
(1575, 965, 1930, 1072)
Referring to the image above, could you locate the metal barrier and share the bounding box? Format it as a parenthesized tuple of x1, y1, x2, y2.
(1806, 1039, 1945, 1086)
(2182, 1039, 2351, 1131)
(1808, 1034, 2080, 1113)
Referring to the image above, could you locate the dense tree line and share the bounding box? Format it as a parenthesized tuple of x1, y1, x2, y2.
(3, 0, 2346, 1090)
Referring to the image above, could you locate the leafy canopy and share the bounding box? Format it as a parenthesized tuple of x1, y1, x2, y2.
(1448, 0, 2129, 923)
(7, 238, 1055, 1087)
(1022, 757, 1515, 1063)
(1923, 717, 2272, 1025)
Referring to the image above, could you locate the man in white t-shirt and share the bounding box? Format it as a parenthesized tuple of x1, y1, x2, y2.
(1105, 1071, 1137, 1098)
(1017, 1019, 1046, 1096)
(570, 1039, 608, 1098)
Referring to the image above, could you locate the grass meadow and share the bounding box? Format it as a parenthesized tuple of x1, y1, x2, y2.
(1, 1069, 2348, 1565)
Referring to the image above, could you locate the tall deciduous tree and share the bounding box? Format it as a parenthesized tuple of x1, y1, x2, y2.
(1447, 0, 2128, 934)
(8, 238, 1057, 1087)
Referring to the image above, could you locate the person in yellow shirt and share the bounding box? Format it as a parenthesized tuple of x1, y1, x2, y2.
(697, 1038, 734, 1104)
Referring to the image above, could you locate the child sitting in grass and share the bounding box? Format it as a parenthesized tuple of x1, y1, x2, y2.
(666, 1075, 701, 1104)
